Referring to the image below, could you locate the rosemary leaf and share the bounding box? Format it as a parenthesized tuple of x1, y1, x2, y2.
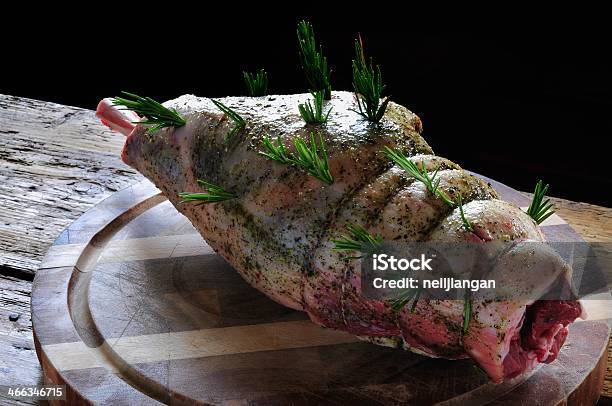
(211, 99, 246, 138)
(293, 131, 333, 184)
(462, 289, 472, 334)
(298, 90, 332, 124)
(410, 288, 422, 313)
(383, 147, 455, 206)
(260, 135, 291, 164)
(351, 35, 389, 123)
(179, 180, 235, 204)
(297, 20, 332, 100)
(260, 131, 334, 185)
(390, 288, 419, 312)
(243, 69, 268, 96)
(331, 223, 383, 257)
(457, 194, 474, 232)
(112, 91, 186, 133)
(527, 180, 555, 224)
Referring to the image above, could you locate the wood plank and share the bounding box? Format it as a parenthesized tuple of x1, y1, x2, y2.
(43, 321, 358, 372)
(0, 274, 42, 405)
(43, 233, 212, 269)
(531, 193, 612, 243)
(0, 94, 142, 276)
(0, 94, 140, 404)
(606, 335, 612, 398)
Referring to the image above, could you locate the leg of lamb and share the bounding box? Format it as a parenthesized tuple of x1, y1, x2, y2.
(96, 91, 583, 383)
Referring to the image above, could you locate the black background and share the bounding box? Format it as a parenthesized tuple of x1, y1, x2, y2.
(2, 15, 610, 206)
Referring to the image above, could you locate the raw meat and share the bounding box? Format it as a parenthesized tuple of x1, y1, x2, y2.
(96, 92, 583, 383)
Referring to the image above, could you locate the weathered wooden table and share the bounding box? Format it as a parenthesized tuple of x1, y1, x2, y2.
(1, 94, 610, 405)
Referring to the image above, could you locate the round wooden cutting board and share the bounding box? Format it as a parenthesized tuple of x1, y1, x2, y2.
(32, 177, 610, 405)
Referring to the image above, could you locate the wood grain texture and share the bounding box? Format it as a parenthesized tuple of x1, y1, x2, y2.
(0, 275, 43, 405)
(0, 94, 142, 276)
(31, 179, 610, 405)
(0, 95, 610, 404)
(606, 336, 612, 398)
(538, 195, 612, 243)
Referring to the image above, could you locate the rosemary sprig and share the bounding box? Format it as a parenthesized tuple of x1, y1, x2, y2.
(260, 131, 333, 184)
(293, 131, 334, 184)
(383, 147, 454, 207)
(331, 223, 383, 257)
(527, 180, 555, 224)
(390, 288, 420, 312)
(298, 90, 332, 124)
(457, 194, 474, 232)
(112, 92, 186, 133)
(297, 20, 331, 100)
(411, 289, 422, 313)
(179, 180, 235, 204)
(462, 289, 472, 334)
(211, 99, 246, 138)
(243, 69, 268, 96)
(260, 135, 291, 164)
(352, 35, 390, 123)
